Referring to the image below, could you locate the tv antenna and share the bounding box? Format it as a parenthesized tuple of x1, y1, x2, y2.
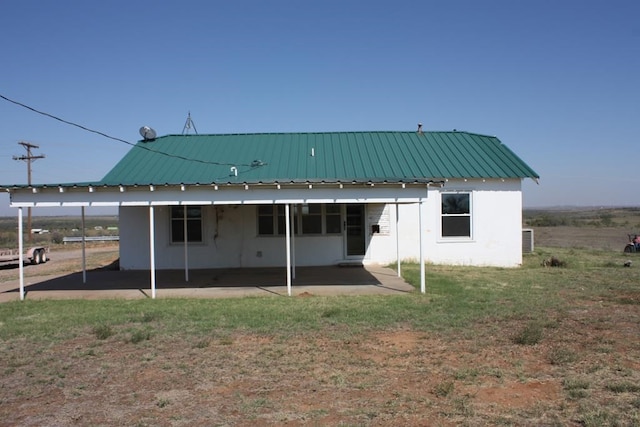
(13, 141, 45, 241)
(182, 111, 198, 135)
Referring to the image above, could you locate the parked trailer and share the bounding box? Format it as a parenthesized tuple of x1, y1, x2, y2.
(0, 246, 49, 265)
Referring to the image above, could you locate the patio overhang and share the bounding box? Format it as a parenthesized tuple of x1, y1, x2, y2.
(6, 180, 442, 208)
(9, 181, 437, 300)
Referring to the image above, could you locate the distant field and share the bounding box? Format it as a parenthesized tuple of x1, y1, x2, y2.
(524, 207, 640, 251)
(0, 215, 118, 247)
(0, 215, 118, 229)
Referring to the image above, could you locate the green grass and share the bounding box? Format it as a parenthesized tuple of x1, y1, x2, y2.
(2, 232, 639, 425)
(0, 246, 636, 343)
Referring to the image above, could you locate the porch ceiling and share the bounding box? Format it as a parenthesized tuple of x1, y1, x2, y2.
(6, 181, 441, 208)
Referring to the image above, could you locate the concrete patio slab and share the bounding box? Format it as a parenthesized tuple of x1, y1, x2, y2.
(0, 264, 415, 301)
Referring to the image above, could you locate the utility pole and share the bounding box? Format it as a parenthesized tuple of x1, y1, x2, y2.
(13, 141, 45, 242)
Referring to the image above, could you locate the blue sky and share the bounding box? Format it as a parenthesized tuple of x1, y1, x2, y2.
(1, 0, 639, 215)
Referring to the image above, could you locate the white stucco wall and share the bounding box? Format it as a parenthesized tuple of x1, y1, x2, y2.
(118, 179, 524, 270)
(119, 205, 345, 270)
(365, 180, 524, 267)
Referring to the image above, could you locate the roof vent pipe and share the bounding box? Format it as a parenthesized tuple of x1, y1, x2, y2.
(417, 123, 423, 135)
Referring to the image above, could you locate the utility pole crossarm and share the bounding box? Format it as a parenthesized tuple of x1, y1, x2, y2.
(13, 141, 45, 241)
(13, 141, 45, 183)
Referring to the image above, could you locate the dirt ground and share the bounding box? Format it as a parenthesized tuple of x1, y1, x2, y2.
(1, 230, 639, 425)
(2, 305, 638, 426)
(0, 244, 119, 283)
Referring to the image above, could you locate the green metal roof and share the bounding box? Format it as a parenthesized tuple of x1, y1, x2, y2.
(97, 131, 538, 186)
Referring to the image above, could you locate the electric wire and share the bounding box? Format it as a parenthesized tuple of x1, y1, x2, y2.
(0, 94, 259, 169)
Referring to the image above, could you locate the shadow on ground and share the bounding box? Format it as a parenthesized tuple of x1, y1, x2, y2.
(1, 261, 414, 299)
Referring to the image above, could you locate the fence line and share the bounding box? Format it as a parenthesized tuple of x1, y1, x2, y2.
(62, 236, 119, 244)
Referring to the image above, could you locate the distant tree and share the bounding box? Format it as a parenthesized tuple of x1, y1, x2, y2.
(600, 213, 613, 226)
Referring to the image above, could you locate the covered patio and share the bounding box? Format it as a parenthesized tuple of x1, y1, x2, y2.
(0, 262, 415, 302)
(8, 182, 431, 301)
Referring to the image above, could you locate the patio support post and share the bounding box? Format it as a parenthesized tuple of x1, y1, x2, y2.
(396, 203, 401, 277)
(81, 206, 87, 284)
(290, 204, 296, 279)
(183, 205, 189, 282)
(18, 207, 24, 301)
(418, 199, 426, 294)
(285, 204, 292, 296)
(149, 206, 156, 299)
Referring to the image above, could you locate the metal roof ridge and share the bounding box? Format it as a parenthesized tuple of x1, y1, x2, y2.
(435, 130, 499, 139)
(156, 130, 483, 137)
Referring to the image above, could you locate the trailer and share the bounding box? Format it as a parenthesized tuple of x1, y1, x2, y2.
(0, 246, 49, 265)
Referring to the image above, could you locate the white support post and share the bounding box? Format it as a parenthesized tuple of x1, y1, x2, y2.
(18, 207, 24, 301)
(291, 204, 296, 279)
(396, 203, 401, 277)
(418, 200, 426, 294)
(183, 205, 189, 282)
(149, 206, 157, 299)
(285, 204, 292, 296)
(81, 206, 87, 284)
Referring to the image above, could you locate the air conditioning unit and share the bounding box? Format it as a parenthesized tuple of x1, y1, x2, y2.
(522, 228, 534, 253)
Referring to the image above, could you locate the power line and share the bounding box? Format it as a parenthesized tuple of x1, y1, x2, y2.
(0, 93, 261, 169)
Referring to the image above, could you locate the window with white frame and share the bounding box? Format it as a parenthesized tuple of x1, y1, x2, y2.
(300, 204, 322, 234)
(441, 193, 471, 238)
(171, 206, 203, 243)
(325, 204, 342, 234)
(257, 205, 286, 235)
(257, 204, 343, 236)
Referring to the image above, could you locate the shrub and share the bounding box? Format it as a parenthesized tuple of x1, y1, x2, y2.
(512, 321, 543, 345)
(129, 329, 151, 344)
(433, 380, 454, 397)
(549, 346, 578, 365)
(51, 232, 64, 245)
(606, 382, 640, 393)
(92, 324, 114, 340)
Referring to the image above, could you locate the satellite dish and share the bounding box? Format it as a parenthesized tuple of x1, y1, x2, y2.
(139, 126, 157, 141)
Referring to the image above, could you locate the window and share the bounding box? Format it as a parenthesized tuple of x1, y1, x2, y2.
(257, 205, 276, 235)
(171, 206, 203, 243)
(325, 204, 342, 234)
(258, 205, 291, 235)
(441, 193, 471, 238)
(257, 204, 343, 236)
(301, 204, 322, 234)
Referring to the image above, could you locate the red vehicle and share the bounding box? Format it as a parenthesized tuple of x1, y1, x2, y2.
(624, 234, 640, 253)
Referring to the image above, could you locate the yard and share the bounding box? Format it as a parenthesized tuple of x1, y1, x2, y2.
(0, 217, 639, 426)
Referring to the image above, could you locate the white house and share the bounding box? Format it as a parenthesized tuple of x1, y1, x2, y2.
(3, 130, 538, 298)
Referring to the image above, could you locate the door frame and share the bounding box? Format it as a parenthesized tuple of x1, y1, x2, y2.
(343, 203, 367, 259)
